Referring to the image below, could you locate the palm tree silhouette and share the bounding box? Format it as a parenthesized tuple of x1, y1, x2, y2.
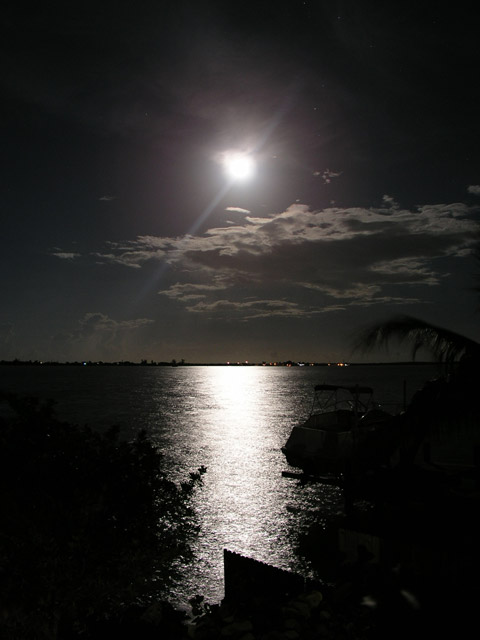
(354, 238, 480, 375)
(354, 314, 480, 379)
(352, 241, 480, 463)
(353, 314, 480, 462)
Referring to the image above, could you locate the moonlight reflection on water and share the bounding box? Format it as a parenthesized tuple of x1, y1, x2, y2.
(147, 365, 331, 604)
(0, 363, 440, 605)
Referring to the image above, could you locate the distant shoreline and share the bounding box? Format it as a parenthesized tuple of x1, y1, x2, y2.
(0, 359, 440, 367)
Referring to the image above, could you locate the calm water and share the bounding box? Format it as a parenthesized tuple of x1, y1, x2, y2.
(0, 363, 441, 604)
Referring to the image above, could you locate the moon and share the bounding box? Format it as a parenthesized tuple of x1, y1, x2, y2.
(223, 152, 255, 181)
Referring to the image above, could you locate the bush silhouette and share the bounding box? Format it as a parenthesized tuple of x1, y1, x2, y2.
(0, 393, 205, 638)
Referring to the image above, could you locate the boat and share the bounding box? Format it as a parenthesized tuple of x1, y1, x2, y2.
(282, 384, 400, 477)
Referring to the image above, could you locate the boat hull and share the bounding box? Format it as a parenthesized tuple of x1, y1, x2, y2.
(282, 411, 401, 476)
(282, 425, 355, 474)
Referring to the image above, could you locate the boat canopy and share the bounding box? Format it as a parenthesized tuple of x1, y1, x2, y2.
(314, 384, 373, 394)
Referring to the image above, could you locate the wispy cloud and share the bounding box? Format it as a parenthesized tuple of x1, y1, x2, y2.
(467, 185, 480, 195)
(322, 169, 342, 183)
(99, 195, 116, 201)
(79, 312, 153, 333)
(91, 199, 478, 320)
(382, 194, 400, 209)
(313, 168, 343, 183)
(159, 281, 228, 300)
(51, 251, 81, 260)
(225, 206, 251, 214)
(184, 298, 306, 319)
(0, 322, 15, 359)
(51, 312, 154, 361)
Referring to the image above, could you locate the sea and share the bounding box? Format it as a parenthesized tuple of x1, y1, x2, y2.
(0, 362, 442, 606)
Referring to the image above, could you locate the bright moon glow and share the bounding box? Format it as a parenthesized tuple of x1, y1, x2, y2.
(224, 152, 255, 181)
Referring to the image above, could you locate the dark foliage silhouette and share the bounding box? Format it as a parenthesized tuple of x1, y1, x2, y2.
(0, 393, 205, 639)
(354, 313, 480, 375)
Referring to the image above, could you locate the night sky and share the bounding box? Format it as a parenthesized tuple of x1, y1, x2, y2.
(2, 1, 480, 363)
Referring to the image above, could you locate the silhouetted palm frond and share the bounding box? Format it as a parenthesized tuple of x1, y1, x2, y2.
(353, 314, 480, 364)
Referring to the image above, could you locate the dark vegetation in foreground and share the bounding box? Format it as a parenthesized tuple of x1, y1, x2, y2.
(0, 393, 205, 639)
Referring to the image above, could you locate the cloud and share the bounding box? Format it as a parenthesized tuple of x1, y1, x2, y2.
(159, 281, 228, 300)
(184, 298, 306, 319)
(78, 312, 153, 334)
(467, 185, 480, 195)
(94, 236, 172, 268)
(51, 312, 154, 361)
(0, 323, 15, 359)
(51, 251, 81, 260)
(225, 206, 251, 214)
(382, 194, 399, 209)
(321, 169, 342, 183)
(92, 199, 478, 320)
(369, 257, 441, 285)
(99, 195, 116, 201)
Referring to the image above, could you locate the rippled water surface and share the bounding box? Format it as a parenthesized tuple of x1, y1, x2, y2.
(0, 363, 441, 604)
